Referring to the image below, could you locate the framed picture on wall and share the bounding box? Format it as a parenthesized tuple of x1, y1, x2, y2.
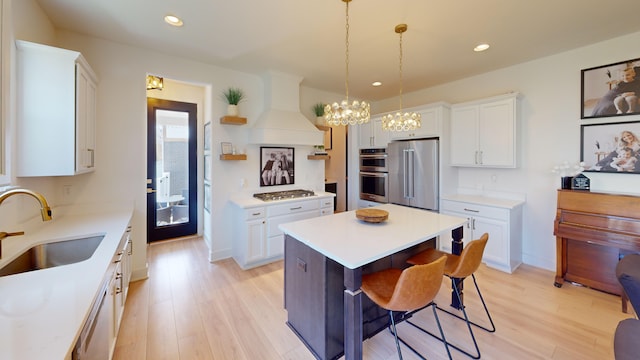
(260, 147, 294, 186)
(581, 57, 640, 119)
(581, 120, 640, 173)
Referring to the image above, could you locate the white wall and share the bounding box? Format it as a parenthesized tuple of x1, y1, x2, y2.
(373, 31, 640, 270)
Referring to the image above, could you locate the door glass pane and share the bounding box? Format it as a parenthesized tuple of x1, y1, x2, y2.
(155, 109, 189, 227)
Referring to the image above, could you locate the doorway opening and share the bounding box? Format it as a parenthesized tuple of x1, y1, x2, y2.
(146, 98, 197, 242)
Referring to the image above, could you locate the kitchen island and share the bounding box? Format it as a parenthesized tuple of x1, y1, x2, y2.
(279, 203, 466, 360)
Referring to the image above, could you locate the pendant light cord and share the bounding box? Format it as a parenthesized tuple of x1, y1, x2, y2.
(345, 0, 350, 101)
(399, 29, 403, 111)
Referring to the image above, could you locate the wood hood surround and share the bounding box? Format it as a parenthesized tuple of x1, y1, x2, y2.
(249, 71, 323, 146)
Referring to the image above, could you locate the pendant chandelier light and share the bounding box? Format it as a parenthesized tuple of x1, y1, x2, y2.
(324, 0, 370, 126)
(382, 24, 421, 131)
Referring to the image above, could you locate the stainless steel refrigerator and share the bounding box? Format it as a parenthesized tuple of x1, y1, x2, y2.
(388, 139, 439, 211)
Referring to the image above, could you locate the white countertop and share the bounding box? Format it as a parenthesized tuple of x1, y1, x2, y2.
(0, 203, 133, 360)
(441, 194, 525, 209)
(279, 203, 467, 269)
(230, 191, 335, 209)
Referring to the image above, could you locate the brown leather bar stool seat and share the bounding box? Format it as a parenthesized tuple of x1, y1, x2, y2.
(361, 256, 452, 360)
(406, 233, 494, 359)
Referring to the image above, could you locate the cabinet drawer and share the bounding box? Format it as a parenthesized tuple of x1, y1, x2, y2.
(320, 198, 334, 209)
(441, 200, 508, 220)
(320, 207, 334, 216)
(244, 207, 266, 220)
(268, 200, 319, 217)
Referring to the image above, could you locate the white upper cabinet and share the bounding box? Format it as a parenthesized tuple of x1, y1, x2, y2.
(388, 102, 449, 140)
(16, 40, 98, 176)
(357, 116, 389, 149)
(450, 93, 520, 168)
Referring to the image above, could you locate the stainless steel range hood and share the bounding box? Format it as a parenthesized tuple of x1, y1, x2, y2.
(249, 71, 323, 146)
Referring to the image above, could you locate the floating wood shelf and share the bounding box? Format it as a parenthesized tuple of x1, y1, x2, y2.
(220, 116, 247, 125)
(220, 154, 247, 161)
(308, 155, 330, 160)
(316, 125, 331, 131)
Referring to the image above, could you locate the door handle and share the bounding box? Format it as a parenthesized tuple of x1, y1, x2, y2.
(146, 188, 157, 194)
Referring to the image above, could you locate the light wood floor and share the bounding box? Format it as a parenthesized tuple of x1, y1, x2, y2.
(113, 237, 634, 360)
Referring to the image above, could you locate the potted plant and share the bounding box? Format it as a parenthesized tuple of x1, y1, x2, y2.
(221, 87, 246, 116)
(313, 144, 326, 155)
(312, 103, 326, 125)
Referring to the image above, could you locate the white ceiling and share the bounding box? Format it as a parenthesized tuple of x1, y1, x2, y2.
(35, 0, 640, 101)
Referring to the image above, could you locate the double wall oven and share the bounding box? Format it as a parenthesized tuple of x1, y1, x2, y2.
(359, 148, 389, 203)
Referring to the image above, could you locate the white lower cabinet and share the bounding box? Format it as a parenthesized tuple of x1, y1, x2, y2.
(440, 197, 523, 273)
(234, 197, 334, 269)
(242, 207, 267, 266)
(320, 197, 334, 216)
(74, 222, 132, 360)
(112, 225, 132, 341)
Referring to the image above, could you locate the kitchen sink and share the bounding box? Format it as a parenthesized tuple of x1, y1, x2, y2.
(0, 235, 105, 277)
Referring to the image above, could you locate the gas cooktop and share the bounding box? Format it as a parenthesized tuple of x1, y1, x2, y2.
(253, 189, 315, 201)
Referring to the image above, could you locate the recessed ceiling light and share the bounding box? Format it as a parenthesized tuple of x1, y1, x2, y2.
(164, 15, 184, 27)
(372, 81, 382, 87)
(474, 43, 490, 52)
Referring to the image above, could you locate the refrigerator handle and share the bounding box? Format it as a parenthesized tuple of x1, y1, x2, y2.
(402, 149, 408, 198)
(407, 149, 415, 198)
(402, 149, 407, 199)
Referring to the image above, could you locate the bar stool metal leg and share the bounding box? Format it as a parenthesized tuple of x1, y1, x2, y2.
(436, 274, 496, 333)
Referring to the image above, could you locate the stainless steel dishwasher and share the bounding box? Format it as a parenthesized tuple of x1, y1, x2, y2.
(73, 277, 111, 359)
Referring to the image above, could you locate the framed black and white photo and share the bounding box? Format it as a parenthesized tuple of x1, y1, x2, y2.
(581, 120, 640, 173)
(581, 58, 640, 119)
(260, 147, 295, 186)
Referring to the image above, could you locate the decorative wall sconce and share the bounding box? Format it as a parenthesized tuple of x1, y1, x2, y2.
(146, 75, 164, 90)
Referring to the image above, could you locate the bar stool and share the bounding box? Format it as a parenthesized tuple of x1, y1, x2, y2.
(616, 253, 640, 315)
(361, 256, 451, 360)
(614, 254, 640, 359)
(405, 233, 493, 359)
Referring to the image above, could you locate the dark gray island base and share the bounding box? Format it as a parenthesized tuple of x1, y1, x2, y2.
(284, 234, 436, 360)
(278, 204, 467, 360)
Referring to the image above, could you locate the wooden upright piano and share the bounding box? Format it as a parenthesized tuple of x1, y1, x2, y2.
(554, 190, 640, 312)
